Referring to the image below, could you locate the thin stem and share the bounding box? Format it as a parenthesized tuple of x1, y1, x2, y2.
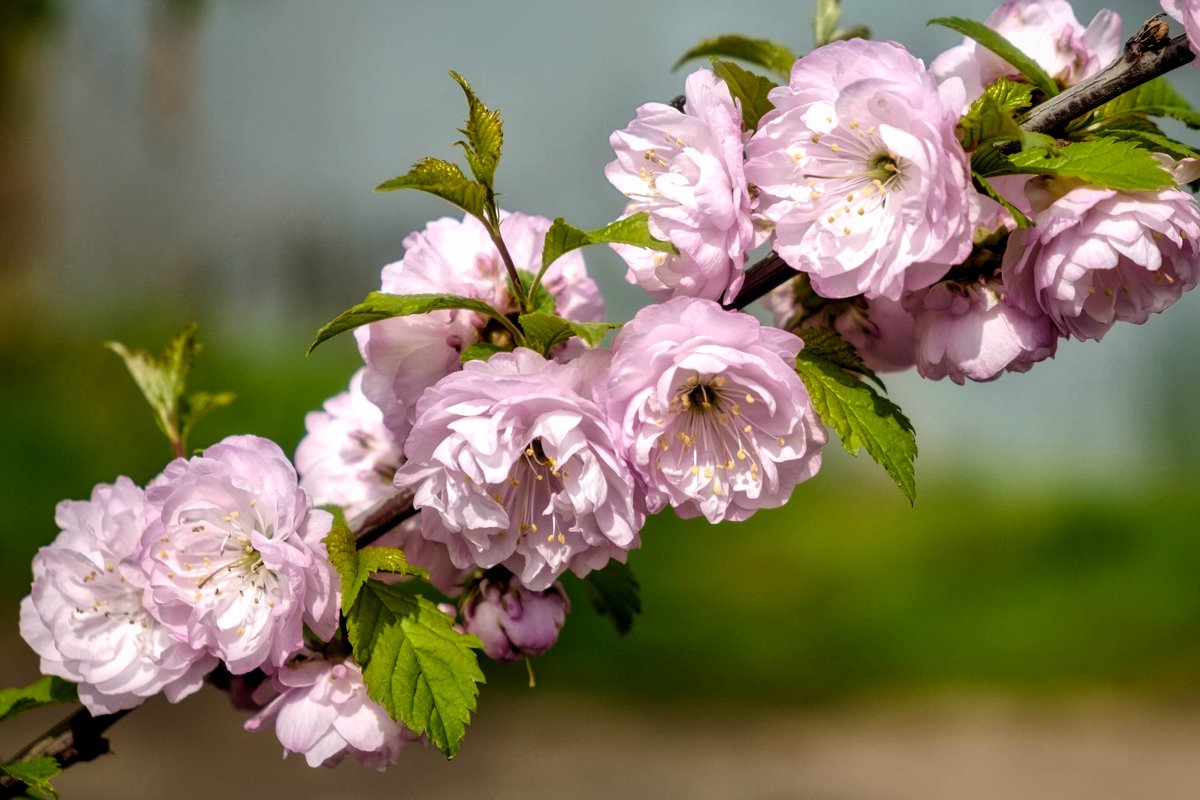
(727, 15, 1197, 312)
(485, 201, 530, 315)
(0, 709, 128, 798)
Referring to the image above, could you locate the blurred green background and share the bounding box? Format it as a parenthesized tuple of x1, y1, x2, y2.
(3, 0, 1200, 796)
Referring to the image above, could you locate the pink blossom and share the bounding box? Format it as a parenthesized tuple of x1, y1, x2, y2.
(394, 349, 643, 591)
(244, 652, 416, 770)
(931, 0, 1122, 105)
(745, 39, 978, 301)
(296, 369, 403, 520)
(19, 478, 216, 715)
(1001, 178, 1200, 341)
(764, 283, 917, 373)
(1163, 0, 1200, 64)
(461, 574, 569, 663)
(606, 68, 758, 303)
(904, 278, 1059, 384)
(295, 371, 470, 597)
(356, 212, 603, 442)
(607, 297, 826, 524)
(141, 435, 339, 674)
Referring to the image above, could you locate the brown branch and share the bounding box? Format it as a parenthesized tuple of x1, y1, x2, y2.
(727, 17, 1197, 312)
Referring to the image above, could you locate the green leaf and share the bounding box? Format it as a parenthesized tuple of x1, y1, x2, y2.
(180, 390, 236, 447)
(460, 342, 507, 364)
(0, 677, 77, 724)
(673, 34, 796, 81)
(710, 59, 776, 131)
(511, 269, 556, 315)
(449, 71, 504, 188)
(1091, 126, 1200, 162)
(541, 213, 676, 273)
(325, 525, 427, 612)
(796, 326, 884, 392)
(973, 172, 1033, 227)
(517, 311, 621, 355)
(1009, 137, 1175, 191)
(796, 352, 917, 503)
(581, 561, 641, 635)
(957, 77, 1037, 150)
(105, 324, 230, 454)
(0, 757, 62, 799)
(347, 581, 484, 758)
(376, 157, 488, 219)
(813, 0, 841, 47)
(309, 292, 515, 354)
(1087, 77, 1200, 130)
(929, 16, 1058, 98)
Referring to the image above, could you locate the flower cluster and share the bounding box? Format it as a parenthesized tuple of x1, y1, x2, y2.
(603, 1, 1200, 386)
(19, 436, 409, 769)
(19, 0, 1200, 785)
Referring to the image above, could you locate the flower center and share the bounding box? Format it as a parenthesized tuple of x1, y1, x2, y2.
(494, 437, 568, 545)
(654, 373, 774, 496)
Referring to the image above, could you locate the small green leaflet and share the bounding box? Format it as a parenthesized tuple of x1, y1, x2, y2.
(105, 324, 234, 455)
(309, 292, 514, 354)
(518, 311, 621, 355)
(0, 756, 62, 799)
(673, 34, 796, 81)
(710, 59, 776, 131)
(957, 77, 1038, 150)
(1086, 77, 1200, 130)
(376, 157, 488, 220)
(796, 350, 917, 503)
(449, 71, 504, 188)
(581, 561, 641, 636)
(512, 268, 556, 314)
(460, 342, 507, 364)
(325, 524, 427, 612)
(1009, 138, 1175, 191)
(929, 17, 1058, 98)
(812, 0, 868, 47)
(973, 172, 1033, 227)
(0, 677, 77, 724)
(347, 580, 484, 759)
(541, 213, 676, 273)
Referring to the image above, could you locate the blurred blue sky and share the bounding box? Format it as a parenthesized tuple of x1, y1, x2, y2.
(16, 0, 1198, 484)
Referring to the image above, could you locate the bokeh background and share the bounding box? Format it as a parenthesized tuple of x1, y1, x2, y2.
(3, 0, 1200, 797)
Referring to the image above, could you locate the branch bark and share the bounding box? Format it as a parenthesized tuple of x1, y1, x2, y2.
(726, 20, 1197, 313)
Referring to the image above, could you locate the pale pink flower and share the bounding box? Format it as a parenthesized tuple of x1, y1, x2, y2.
(19, 478, 216, 715)
(607, 297, 826, 524)
(764, 283, 918, 373)
(1001, 178, 1200, 341)
(295, 371, 470, 597)
(607, 68, 758, 303)
(1163, 0, 1200, 65)
(905, 278, 1059, 384)
(932, 0, 1122, 106)
(745, 39, 978, 301)
(296, 369, 403, 520)
(141, 435, 339, 674)
(395, 349, 643, 592)
(461, 574, 569, 663)
(356, 212, 603, 442)
(244, 651, 416, 770)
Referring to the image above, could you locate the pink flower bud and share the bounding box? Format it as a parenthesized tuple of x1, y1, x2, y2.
(461, 574, 569, 663)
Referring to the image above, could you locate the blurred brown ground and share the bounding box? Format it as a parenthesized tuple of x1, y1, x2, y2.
(5, 615, 1200, 800)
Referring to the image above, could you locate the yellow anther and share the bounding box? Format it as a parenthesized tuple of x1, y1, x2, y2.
(744, 424, 753, 433)
(810, 133, 821, 143)
(830, 143, 840, 152)
(745, 393, 755, 403)
(737, 449, 747, 460)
